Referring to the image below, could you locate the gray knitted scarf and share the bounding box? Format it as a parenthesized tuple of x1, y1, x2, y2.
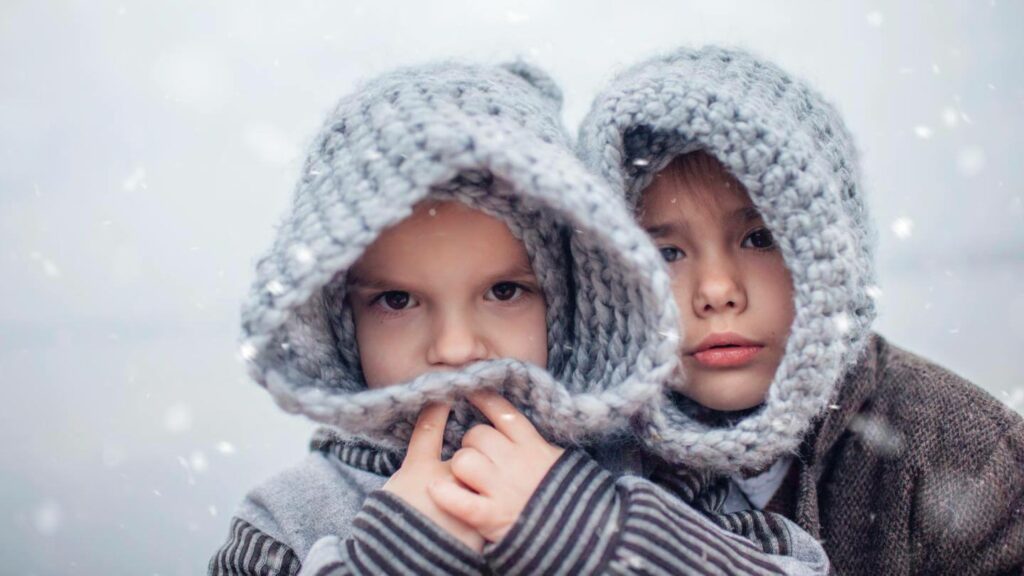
(578, 46, 878, 473)
(239, 60, 680, 455)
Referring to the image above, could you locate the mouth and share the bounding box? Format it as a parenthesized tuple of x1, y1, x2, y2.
(688, 332, 764, 368)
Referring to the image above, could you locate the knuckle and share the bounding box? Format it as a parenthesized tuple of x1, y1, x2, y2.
(462, 424, 490, 447)
(450, 448, 477, 473)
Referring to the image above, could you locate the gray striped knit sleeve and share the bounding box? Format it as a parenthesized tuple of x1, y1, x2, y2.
(209, 492, 487, 576)
(483, 450, 829, 576)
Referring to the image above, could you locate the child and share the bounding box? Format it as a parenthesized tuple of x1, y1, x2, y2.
(576, 46, 1024, 574)
(209, 60, 833, 575)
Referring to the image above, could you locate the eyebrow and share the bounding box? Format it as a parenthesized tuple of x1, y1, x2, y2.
(345, 272, 397, 292)
(644, 222, 685, 238)
(346, 261, 538, 292)
(481, 261, 539, 285)
(733, 206, 764, 225)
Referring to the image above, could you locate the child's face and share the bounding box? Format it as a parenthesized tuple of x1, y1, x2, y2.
(638, 163, 795, 411)
(347, 201, 548, 389)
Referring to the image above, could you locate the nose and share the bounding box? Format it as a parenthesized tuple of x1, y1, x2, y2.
(425, 309, 489, 368)
(691, 258, 747, 318)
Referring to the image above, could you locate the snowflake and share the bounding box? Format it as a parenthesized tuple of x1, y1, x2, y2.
(850, 414, 904, 457)
(956, 147, 985, 177)
(834, 312, 852, 334)
(190, 451, 209, 473)
(239, 341, 257, 361)
(891, 217, 914, 240)
(866, 285, 883, 300)
(942, 107, 959, 128)
(122, 167, 148, 192)
(264, 279, 286, 296)
(33, 500, 63, 535)
(29, 252, 61, 278)
(291, 244, 314, 265)
(164, 403, 193, 434)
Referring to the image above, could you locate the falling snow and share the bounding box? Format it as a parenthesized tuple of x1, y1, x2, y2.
(891, 217, 914, 239)
(913, 125, 933, 140)
(33, 500, 63, 535)
(849, 414, 904, 457)
(941, 107, 959, 128)
(833, 312, 852, 334)
(190, 451, 209, 473)
(216, 441, 236, 454)
(956, 147, 986, 177)
(164, 403, 193, 434)
(122, 167, 148, 191)
(291, 244, 315, 265)
(239, 341, 257, 361)
(29, 251, 61, 278)
(865, 11, 884, 27)
(866, 285, 883, 300)
(265, 279, 286, 296)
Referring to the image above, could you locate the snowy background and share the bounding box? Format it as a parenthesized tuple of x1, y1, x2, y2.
(1, 1, 1021, 574)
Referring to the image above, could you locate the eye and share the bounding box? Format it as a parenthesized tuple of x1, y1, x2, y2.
(659, 246, 685, 263)
(374, 291, 416, 311)
(486, 281, 527, 302)
(742, 228, 775, 250)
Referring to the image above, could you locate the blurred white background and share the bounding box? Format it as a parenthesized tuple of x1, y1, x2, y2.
(1, 1, 1021, 574)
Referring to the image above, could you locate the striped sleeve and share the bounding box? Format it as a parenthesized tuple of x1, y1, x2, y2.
(209, 492, 487, 576)
(483, 450, 829, 576)
(208, 517, 301, 576)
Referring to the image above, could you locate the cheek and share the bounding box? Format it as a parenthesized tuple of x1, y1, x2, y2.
(751, 258, 796, 336)
(354, 312, 422, 389)
(668, 275, 690, 326)
(495, 301, 548, 368)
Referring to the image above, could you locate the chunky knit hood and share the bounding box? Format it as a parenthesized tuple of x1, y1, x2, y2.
(239, 60, 679, 455)
(578, 46, 878, 473)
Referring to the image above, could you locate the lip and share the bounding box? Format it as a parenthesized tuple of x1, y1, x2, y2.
(688, 332, 764, 368)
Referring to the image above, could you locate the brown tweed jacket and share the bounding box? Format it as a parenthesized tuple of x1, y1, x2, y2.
(784, 334, 1024, 575)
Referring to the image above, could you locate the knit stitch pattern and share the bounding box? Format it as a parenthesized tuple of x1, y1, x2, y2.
(239, 60, 680, 454)
(577, 46, 878, 473)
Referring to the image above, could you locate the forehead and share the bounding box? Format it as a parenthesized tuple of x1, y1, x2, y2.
(638, 167, 755, 227)
(352, 200, 532, 277)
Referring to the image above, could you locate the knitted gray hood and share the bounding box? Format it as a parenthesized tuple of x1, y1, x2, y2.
(578, 46, 878, 473)
(240, 61, 679, 455)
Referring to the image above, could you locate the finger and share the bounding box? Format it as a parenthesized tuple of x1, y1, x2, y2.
(406, 402, 451, 461)
(467, 392, 537, 443)
(450, 447, 499, 495)
(428, 477, 495, 532)
(462, 424, 514, 460)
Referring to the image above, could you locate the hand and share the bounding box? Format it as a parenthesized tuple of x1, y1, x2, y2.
(381, 403, 485, 552)
(427, 392, 565, 543)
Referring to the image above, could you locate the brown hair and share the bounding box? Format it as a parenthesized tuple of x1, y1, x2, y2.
(637, 150, 748, 218)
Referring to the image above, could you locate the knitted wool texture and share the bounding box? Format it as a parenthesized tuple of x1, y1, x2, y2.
(577, 46, 878, 473)
(239, 61, 680, 455)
